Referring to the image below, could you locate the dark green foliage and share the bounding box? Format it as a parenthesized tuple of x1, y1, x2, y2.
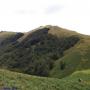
(50, 54, 59, 60)
(60, 61, 66, 70)
(0, 33, 24, 47)
(0, 27, 80, 77)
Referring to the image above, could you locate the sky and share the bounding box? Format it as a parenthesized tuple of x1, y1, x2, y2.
(0, 0, 90, 35)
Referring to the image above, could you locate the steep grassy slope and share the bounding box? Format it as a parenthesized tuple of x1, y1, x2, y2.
(0, 25, 90, 79)
(50, 35, 90, 78)
(0, 31, 23, 48)
(0, 26, 81, 77)
(0, 69, 90, 90)
(0, 31, 16, 47)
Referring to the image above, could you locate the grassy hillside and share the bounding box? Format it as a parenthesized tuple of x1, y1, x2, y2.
(0, 26, 90, 90)
(0, 25, 89, 79)
(0, 26, 80, 77)
(0, 31, 23, 48)
(0, 69, 90, 90)
(50, 35, 90, 78)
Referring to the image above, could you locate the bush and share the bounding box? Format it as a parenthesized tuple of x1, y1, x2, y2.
(60, 61, 66, 70)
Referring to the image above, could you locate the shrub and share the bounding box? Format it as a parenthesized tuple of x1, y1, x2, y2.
(60, 61, 66, 70)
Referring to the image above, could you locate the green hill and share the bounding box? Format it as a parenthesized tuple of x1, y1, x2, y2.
(0, 31, 23, 50)
(0, 25, 90, 79)
(0, 25, 90, 90)
(0, 69, 90, 90)
(50, 35, 90, 78)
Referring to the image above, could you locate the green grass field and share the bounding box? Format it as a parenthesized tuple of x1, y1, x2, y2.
(0, 69, 90, 90)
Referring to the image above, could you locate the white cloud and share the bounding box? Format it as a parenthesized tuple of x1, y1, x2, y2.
(0, 0, 90, 35)
(45, 4, 63, 14)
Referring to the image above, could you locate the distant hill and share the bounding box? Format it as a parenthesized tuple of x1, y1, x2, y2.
(0, 25, 90, 79)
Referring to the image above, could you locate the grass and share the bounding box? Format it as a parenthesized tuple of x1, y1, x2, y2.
(0, 26, 90, 79)
(50, 34, 90, 78)
(50, 51, 82, 78)
(0, 69, 90, 90)
(0, 26, 90, 90)
(0, 26, 81, 77)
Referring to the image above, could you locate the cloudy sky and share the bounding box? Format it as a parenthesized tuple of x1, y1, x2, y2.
(0, 0, 90, 35)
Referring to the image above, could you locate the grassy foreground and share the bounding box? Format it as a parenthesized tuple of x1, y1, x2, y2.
(0, 69, 90, 90)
